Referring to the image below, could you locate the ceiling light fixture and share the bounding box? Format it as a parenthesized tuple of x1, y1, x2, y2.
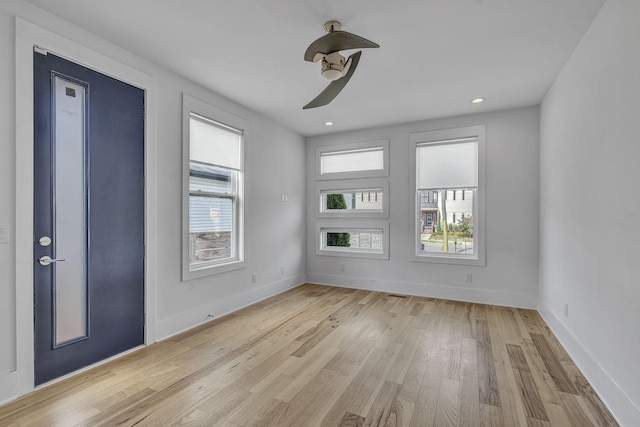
(471, 97, 486, 104)
(324, 121, 334, 126)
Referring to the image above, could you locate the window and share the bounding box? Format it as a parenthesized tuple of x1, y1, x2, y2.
(317, 179, 389, 218)
(409, 125, 485, 265)
(314, 141, 390, 259)
(316, 222, 389, 259)
(323, 229, 383, 253)
(322, 189, 382, 211)
(182, 94, 246, 280)
(321, 147, 383, 174)
(316, 140, 389, 180)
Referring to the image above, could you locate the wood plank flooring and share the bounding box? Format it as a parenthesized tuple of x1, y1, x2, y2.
(0, 284, 618, 426)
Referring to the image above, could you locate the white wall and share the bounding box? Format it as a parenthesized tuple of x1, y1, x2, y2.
(306, 107, 540, 308)
(152, 76, 307, 339)
(0, 7, 17, 388)
(539, 0, 640, 424)
(0, 0, 305, 403)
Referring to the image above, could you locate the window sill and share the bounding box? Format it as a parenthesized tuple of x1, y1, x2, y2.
(409, 253, 485, 266)
(182, 259, 246, 281)
(317, 249, 389, 260)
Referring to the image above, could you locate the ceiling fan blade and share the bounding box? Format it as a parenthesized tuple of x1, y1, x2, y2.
(303, 51, 362, 109)
(304, 31, 378, 62)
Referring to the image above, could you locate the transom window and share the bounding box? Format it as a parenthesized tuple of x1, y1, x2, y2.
(320, 189, 383, 213)
(320, 147, 383, 175)
(316, 222, 389, 260)
(316, 179, 389, 219)
(321, 228, 384, 254)
(314, 140, 390, 259)
(316, 140, 389, 180)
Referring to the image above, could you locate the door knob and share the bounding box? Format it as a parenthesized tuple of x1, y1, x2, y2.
(38, 256, 66, 266)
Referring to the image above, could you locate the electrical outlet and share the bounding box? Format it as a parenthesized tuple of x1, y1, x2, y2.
(281, 194, 288, 202)
(564, 303, 569, 317)
(252, 273, 257, 283)
(465, 273, 472, 283)
(339, 263, 345, 272)
(280, 266, 285, 275)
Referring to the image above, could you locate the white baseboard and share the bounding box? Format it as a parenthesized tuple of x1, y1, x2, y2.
(156, 274, 305, 341)
(0, 370, 17, 406)
(0, 275, 304, 407)
(306, 273, 538, 309)
(538, 304, 640, 427)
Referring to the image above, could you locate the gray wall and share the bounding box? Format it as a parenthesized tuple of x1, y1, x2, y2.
(306, 107, 540, 308)
(539, 0, 640, 424)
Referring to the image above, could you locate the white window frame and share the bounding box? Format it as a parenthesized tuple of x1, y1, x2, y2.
(315, 139, 390, 181)
(317, 179, 390, 218)
(182, 94, 246, 280)
(316, 221, 389, 260)
(409, 125, 486, 266)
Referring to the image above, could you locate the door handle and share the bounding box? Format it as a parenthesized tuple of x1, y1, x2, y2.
(38, 256, 66, 266)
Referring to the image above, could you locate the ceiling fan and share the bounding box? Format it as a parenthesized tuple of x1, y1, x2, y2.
(303, 20, 379, 109)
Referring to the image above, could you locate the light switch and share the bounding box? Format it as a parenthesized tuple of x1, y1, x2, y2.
(0, 224, 8, 243)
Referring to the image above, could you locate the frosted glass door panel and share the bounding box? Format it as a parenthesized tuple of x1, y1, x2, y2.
(54, 76, 88, 346)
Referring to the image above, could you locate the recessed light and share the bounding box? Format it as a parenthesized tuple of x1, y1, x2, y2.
(324, 121, 334, 126)
(471, 97, 486, 104)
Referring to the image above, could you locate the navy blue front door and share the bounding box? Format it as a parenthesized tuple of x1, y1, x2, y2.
(33, 51, 145, 385)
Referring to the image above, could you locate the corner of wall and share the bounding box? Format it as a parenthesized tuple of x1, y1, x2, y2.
(155, 274, 306, 340)
(538, 303, 640, 426)
(0, 370, 17, 406)
(308, 273, 538, 309)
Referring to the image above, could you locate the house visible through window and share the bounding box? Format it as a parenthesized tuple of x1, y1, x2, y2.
(322, 228, 384, 254)
(316, 222, 389, 260)
(183, 93, 246, 280)
(189, 161, 235, 263)
(410, 125, 485, 265)
(321, 189, 384, 213)
(189, 114, 242, 268)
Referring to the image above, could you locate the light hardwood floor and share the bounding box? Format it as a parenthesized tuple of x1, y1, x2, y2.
(0, 284, 618, 426)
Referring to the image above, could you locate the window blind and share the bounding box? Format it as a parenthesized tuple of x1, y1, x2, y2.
(417, 138, 478, 189)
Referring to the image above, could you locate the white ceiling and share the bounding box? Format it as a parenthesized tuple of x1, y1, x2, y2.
(26, 0, 605, 136)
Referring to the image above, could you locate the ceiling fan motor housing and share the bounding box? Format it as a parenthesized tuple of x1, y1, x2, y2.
(321, 52, 346, 81)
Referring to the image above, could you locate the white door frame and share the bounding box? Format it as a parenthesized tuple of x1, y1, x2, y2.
(15, 18, 157, 396)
